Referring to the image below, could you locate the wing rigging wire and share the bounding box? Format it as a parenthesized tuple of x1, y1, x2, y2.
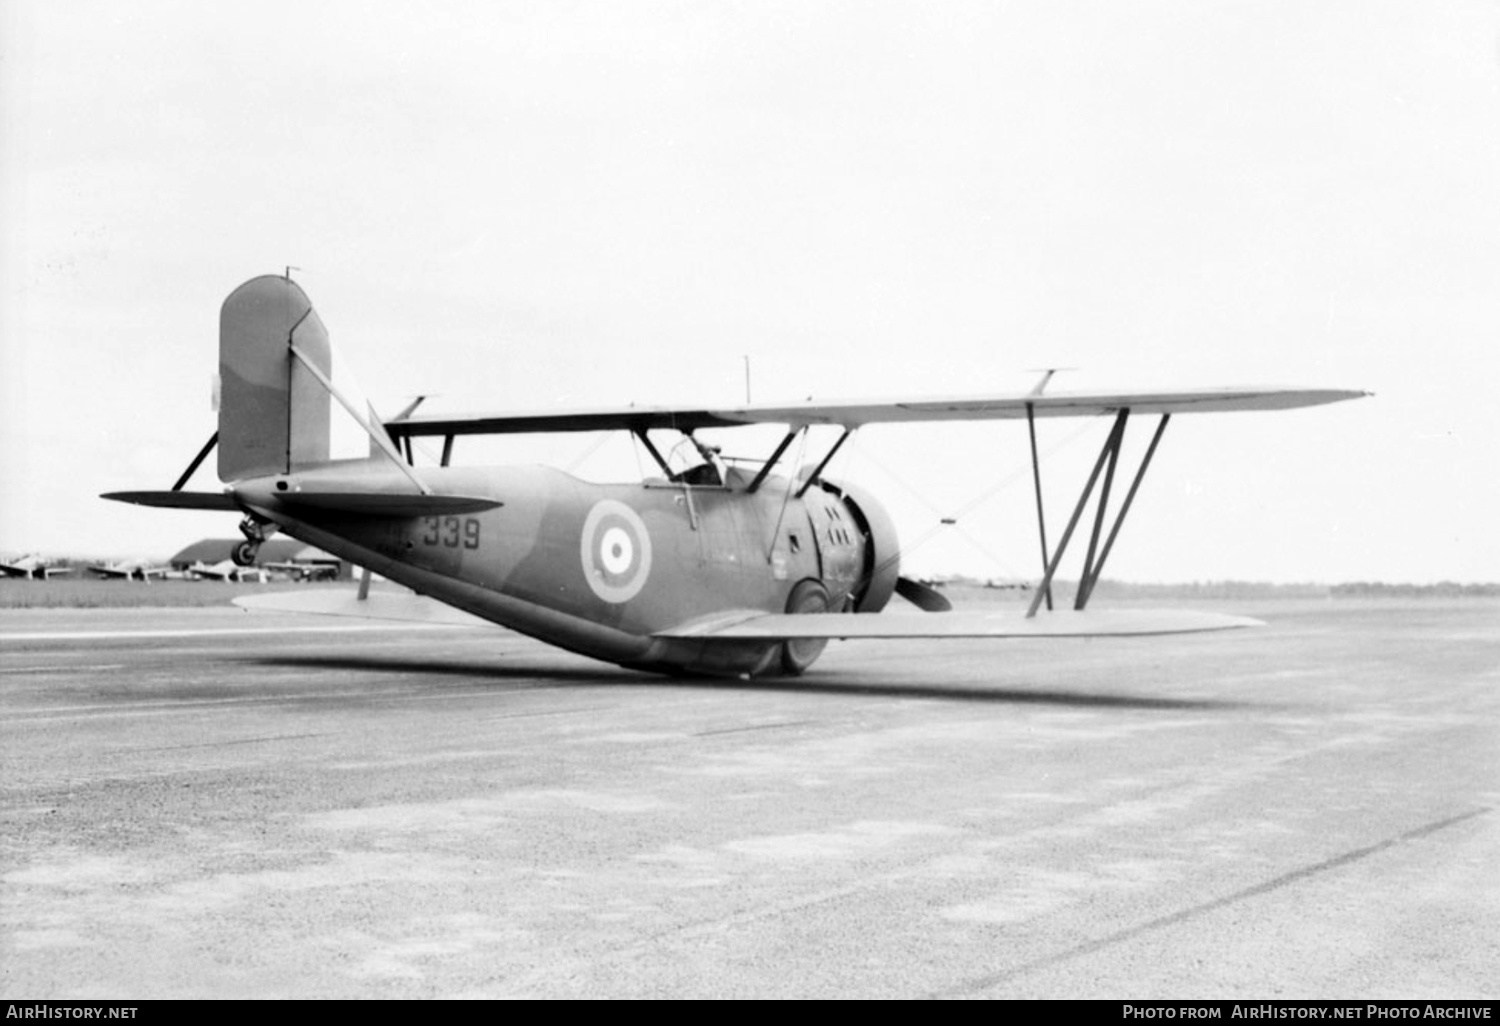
(564, 432, 613, 474)
(845, 417, 1102, 599)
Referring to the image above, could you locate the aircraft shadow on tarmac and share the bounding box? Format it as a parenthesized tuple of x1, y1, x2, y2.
(248, 654, 1251, 712)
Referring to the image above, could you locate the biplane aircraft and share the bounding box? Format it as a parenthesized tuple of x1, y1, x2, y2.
(104, 275, 1365, 676)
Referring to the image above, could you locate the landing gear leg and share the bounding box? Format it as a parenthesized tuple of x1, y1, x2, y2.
(233, 515, 276, 567)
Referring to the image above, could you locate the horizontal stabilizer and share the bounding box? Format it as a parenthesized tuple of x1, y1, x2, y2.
(657, 608, 1263, 640)
(235, 589, 490, 626)
(102, 491, 241, 511)
(102, 490, 500, 516)
(272, 492, 501, 516)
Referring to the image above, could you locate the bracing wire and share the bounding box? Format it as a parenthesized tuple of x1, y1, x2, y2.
(849, 417, 1105, 590)
(565, 432, 613, 474)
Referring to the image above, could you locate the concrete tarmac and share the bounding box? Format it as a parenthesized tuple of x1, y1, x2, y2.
(2, 600, 1497, 998)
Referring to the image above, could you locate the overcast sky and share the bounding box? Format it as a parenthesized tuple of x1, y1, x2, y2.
(2, 1, 1497, 583)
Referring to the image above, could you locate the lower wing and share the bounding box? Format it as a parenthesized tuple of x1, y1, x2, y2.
(236, 590, 1258, 638)
(656, 608, 1262, 639)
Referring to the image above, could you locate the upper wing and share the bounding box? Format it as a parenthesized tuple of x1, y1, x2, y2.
(387, 386, 1368, 438)
(656, 607, 1263, 640)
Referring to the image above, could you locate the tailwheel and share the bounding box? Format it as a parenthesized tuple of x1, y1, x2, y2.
(779, 579, 831, 676)
(233, 514, 274, 567)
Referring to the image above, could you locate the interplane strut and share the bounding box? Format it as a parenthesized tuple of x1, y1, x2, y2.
(1025, 410, 1170, 618)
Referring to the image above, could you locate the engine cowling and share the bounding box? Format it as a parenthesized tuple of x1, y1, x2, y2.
(816, 479, 900, 614)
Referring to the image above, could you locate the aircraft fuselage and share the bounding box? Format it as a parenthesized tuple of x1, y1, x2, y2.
(232, 461, 894, 676)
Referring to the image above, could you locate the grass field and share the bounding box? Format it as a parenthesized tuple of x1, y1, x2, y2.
(4, 575, 1493, 612)
(0, 577, 350, 609)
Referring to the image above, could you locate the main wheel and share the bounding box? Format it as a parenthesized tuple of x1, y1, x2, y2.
(780, 579, 831, 676)
(231, 540, 259, 567)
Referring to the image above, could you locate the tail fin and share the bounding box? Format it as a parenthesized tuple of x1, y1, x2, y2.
(217, 275, 379, 482)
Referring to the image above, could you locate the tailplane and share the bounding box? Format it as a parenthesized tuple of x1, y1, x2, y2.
(217, 275, 380, 482)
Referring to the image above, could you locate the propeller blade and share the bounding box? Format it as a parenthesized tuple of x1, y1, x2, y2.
(895, 576, 953, 613)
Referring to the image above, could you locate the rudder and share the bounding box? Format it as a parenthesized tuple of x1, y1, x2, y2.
(218, 275, 374, 482)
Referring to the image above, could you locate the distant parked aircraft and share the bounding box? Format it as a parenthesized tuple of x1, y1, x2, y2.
(1, 555, 73, 580)
(263, 561, 340, 582)
(89, 560, 171, 582)
(186, 560, 268, 583)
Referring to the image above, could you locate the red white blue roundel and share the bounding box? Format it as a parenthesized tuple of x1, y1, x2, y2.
(580, 499, 652, 603)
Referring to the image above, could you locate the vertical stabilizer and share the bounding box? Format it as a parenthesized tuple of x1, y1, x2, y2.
(217, 275, 379, 482)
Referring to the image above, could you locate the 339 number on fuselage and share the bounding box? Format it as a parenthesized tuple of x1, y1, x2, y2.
(419, 515, 480, 549)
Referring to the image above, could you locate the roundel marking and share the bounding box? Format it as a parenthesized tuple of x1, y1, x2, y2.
(599, 527, 634, 575)
(580, 499, 653, 603)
